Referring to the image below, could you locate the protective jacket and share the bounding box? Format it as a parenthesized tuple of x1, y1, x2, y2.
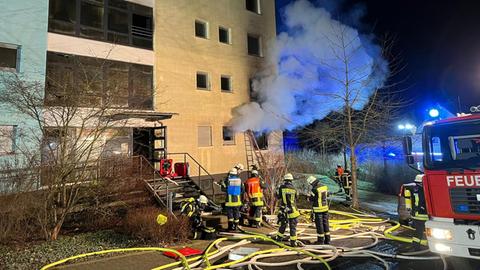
(277, 181, 300, 219)
(224, 174, 243, 207)
(245, 176, 265, 206)
(310, 180, 329, 213)
(411, 183, 428, 221)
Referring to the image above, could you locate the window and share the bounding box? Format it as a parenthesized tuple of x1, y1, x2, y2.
(430, 136, 443, 162)
(221, 75, 232, 92)
(49, 0, 76, 34)
(195, 20, 208, 38)
(80, 1, 104, 29)
(0, 45, 19, 71)
(219, 27, 230, 44)
(223, 127, 235, 145)
(108, 9, 128, 34)
(196, 72, 209, 90)
(198, 126, 212, 147)
(0, 126, 16, 155)
(48, 0, 153, 49)
(254, 132, 268, 150)
(247, 34, 262, 56)
(246, 0, 261, 14)
(46, 52, 153, 109)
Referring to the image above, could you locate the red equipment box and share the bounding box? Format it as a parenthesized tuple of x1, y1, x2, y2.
(174, 162, 189, 177)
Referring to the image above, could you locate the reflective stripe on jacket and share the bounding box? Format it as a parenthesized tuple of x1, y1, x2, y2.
(412, 183, 428, 221)
(225, 175, 242, 207)
(245, 177, 264, 206)
(278, 182, 300, 219)
(312, 183, 328, 213)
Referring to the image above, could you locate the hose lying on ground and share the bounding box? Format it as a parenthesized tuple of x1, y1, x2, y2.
(40, 207, 442, 270)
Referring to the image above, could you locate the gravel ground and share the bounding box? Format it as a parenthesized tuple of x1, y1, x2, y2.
(0, 230, 145, 270)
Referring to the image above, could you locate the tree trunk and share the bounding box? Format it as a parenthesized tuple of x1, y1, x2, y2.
(350, 145, 359, 208)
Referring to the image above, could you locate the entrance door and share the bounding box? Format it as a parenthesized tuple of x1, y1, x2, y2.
(132, 126, 167, 169)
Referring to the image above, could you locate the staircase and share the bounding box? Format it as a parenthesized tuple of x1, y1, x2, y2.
(140, 153, 217, 211)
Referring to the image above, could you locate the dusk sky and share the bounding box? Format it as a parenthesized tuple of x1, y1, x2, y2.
(276, 0, 480, 122)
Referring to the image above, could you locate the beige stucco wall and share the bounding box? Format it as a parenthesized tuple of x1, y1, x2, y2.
(154, 0, 283, 175)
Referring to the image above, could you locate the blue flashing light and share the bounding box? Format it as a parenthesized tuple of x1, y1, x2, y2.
(456, 204, 469, 213)
(387, 152, 396, 157)
(429, 108, 440, 118)
(398, 124, 405, 130)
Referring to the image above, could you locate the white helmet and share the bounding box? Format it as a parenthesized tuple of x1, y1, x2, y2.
(229, 168, 238, 175)
(251, 170, 259, 176)
(235, 163, 245, 171)
(414, 174, 424, 183)
(284, 173, 294, 181)
(198, 195, 208, 204)
(306, 175, 317, 185)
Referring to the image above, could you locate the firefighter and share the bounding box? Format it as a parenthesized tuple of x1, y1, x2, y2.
(274, 173, 300, 247)
(409, 174, 428, 250)
(244, 170, 266, 228)
(180, 195, 215, 239)
(221, 168, 243, 231)
(307, 176, 331, 245)
(334, 165, 345, 191)
(342, 170, 352, 201)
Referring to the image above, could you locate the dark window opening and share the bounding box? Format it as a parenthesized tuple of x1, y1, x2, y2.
(48, 0, 153, 49)
(0, 46, 18, 70)
(254, 132, 268, 150)
(45, 52, 153, 109)
(196, 72, 209, 89)
(80, 1, 104, 29)
(108, 9, 128, 34)
(195, 20, 208, 38)
(219, 27, 230, 44)
(48, 0, 76, 34)
(132, 13, 153, 48)
(247, 34, 261, 56)
(246, 0, 260, 14)
(221, 75, 231, 92)
(223, 127, 235, 145)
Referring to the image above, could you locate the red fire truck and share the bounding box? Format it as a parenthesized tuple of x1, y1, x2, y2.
(404, 113, 480, 259)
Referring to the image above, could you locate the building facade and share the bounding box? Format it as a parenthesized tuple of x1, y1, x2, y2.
(0, 0, 283, 181)
(0, 0, 49, 168)
(155, 0, 283, 177)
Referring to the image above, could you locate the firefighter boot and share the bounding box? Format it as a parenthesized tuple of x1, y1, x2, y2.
(324, 234, 331, 245)
(290, 240, 298, 247)
(227, 221, 234, 231)
(313, 237, 324, 245)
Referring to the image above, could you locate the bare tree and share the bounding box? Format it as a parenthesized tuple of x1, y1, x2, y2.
(301, 27, 404, 208)
(0, 54, 147, 240)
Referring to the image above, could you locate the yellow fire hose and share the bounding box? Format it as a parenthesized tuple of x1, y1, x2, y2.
(39, 247, 191, 270)
(40, 207, 430, 270)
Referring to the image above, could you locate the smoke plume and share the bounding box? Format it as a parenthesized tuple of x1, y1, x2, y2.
(229, 0, 388, 132)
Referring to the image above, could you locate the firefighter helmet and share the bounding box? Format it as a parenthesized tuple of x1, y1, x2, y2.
(306, 175, 316, 185)
(198, 195, 208, 204)
(414, 174, 424, 183)
(229, 168, 238, 175)
(251, 170, 259, 176)
(235, 163, 245, 171)
(284, 173, 294, 181)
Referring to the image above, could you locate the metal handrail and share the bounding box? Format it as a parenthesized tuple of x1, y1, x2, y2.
(167, 152, 217, 200)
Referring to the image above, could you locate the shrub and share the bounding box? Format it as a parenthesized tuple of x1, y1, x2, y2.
(121, 207, 190, 245)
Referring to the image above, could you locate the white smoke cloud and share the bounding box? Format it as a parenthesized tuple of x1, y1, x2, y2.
(229, 0, 388, 132)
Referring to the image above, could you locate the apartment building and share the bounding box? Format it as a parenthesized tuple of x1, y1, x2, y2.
(155, 0, 283, 177)
(0, 0, 283, 180)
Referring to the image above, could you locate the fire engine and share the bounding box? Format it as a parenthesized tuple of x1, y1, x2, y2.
(403, 113, 480, 259)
